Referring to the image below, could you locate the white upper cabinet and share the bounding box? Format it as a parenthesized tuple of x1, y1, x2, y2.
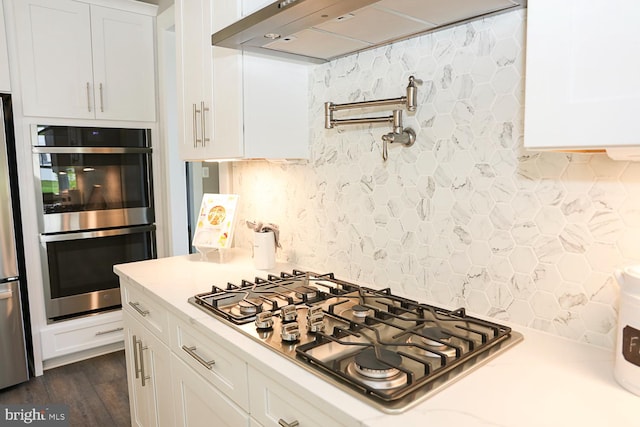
(177, 0, 309, 161)
(11, 0, 156, 121)
(0, 1, 12, 92)
(524, 0, 640, 153)
(176, 0, 239, 160)
(89, 5, 156, 122)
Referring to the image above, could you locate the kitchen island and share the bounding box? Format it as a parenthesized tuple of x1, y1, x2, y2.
(114, 251, 638, 427)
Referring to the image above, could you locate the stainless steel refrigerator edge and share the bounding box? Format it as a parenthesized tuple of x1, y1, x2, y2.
(0, 94, 30, 389)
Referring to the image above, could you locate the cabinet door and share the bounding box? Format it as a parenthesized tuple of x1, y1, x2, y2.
(171, 355, 250, 427)
(209, 0, 244, 160)
(90, 5, 156, 122)
(248, 366, 353, 427)
(176, 0, 213, 160)
(242, 53, 309, 159)
(12, 0, 94, 118)
(124, 312, 174, 427)
(524, 0, 640, 150)
(0, 0, 11, 92)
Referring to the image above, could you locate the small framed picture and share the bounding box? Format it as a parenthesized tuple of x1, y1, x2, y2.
(192, 194, 239, 250)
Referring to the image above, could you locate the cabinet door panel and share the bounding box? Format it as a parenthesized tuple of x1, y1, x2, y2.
(124, 312, 174, 427)
(242, 53, 309, 159)
(248, 366, 350, 427)
(172, 355, 250, 427)
(13, 0, 93, 118)
(91, 5, 156, 121)
(0, 1, 11, 92)
(525, 0, 640, 149)
(211, 46, 244, 159)
(176, 0, 207, 159)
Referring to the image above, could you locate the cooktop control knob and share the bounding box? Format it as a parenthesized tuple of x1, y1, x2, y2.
(306, 306, 325, 333)
(281, 322, 300, 342)
(281, 304, 298, 322)
(255, 311, 274, 329)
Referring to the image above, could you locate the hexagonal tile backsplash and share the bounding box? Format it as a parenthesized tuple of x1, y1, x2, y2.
(231, 10, 639, 349)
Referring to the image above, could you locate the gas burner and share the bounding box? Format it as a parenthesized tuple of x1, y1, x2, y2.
(346, 348, 407, 390)
(294, 286, 316, 300)
(408, 327, 458, 358)
(352, 304, 372, 319)
(237, 299, 262, 316)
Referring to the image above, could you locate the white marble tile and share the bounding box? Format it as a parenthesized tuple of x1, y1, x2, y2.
(230, 11, 640, 351)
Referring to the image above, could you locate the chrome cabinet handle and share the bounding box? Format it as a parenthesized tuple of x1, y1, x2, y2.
(132, 335, 140, 379)
(182, 345, 215, 370)
(128, 301, 149, 317)
(201, 101, 210, 147)
(138, 339, 150, 387)
(86, 82, 91, 112)
(193, 103, 202, 147)
(99, 83, 104, 112)
(278, 419, 300, 427)
(95, 327, 123, 336)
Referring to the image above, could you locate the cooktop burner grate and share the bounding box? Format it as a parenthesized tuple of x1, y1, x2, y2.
(189, 270, 523, 413)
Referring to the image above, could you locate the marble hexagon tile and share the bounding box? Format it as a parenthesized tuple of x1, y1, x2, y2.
(231, 9, 639, 349)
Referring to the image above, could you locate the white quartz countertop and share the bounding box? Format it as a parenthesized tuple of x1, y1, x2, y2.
(114, 251, 639, 427)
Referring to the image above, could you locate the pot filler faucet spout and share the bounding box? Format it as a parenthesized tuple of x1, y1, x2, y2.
(324, 76, 420, 161)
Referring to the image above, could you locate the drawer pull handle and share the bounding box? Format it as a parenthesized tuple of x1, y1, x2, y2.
(95, 327, 123, 336)
(86, 82, 91, 112)
(136, 340, 151, 387)
(129, 301, 149, 317)
(99, 82, 104, 112)
(132, 335, 140, 379)
(138, 339, 150, 387)
(182, 345, 215, 370)
(278, 420, 300, 427)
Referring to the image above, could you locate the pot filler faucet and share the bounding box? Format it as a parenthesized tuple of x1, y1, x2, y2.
(324, 76, 420, 161)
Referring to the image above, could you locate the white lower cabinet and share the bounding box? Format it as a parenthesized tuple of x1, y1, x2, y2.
(124, 311, 174, 427)
(248, 366, 352, 427)
(40, 309, 124, 361)
(171, 355, 250, 427)
(120, 280, 358, 427)
(170, 315, 249, 411)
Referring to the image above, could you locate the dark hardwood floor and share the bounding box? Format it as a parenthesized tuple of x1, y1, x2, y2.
(0, 350, 130, 427)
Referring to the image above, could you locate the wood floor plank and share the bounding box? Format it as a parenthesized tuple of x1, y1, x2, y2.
(78, 350, 127, 385)
(92, 380, 131, 427)
(43, 367, 115, 427)
(0, 350, 130, 427)
(0, 376, 50, 404)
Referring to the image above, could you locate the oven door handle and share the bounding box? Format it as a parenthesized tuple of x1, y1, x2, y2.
(32, 146, 151, 154)
(40, 225, 156, 243)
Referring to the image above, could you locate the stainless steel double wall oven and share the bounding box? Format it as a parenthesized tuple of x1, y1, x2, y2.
(33, 126, 156, 322)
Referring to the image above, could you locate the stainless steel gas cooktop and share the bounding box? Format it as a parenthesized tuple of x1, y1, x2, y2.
(189, 270, 523, 413)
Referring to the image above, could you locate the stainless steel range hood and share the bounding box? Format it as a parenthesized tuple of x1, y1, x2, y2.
(212, 0, 526, 63)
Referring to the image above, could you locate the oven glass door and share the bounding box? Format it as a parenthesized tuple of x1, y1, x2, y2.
(33, 126, 153, 233)
(41, 225, 156, 321)
(37, 151, 151, 214)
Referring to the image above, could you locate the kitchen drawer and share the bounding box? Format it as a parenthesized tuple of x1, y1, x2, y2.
(248, 366, 356, 427)
(122, 282, 169, 343)
(170, 315, 250, 411)
(40, 310, 123, 360)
